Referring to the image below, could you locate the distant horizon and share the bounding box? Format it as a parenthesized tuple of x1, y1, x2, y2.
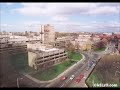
(1, 3, 120, 32)
(1, 29, 120, 33)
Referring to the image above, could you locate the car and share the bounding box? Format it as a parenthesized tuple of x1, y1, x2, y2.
(70, 75, 75, 80)
(75, 78, 81, 83)
(75, 74, 84, 83)
(60, 76, 67, 81)
(79, 74, 84, 79)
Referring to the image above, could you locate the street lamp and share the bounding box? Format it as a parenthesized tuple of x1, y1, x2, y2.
(17, 77, 23, 88)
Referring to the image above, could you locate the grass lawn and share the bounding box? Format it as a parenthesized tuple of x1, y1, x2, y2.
(94, 47, 106, 52)
(86, 71, 120, 87)
(30, 60, 76, 81)
(86, 71, 102, 87)
(68, 52, 82, 61)
(30, 52, 83, 81)
(9, 52, 83, 81)
(86, 55, 120, 87)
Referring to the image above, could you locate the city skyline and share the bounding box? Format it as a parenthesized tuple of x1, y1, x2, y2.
(0, 3, 120, 32)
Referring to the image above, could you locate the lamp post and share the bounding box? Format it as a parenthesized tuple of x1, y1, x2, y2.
(17, 78, 23, 88)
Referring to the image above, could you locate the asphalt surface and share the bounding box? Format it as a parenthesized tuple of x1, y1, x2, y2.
(64, 42, 117, 88)
(47, 53, 99, 87)
(64, 53, 99, 87)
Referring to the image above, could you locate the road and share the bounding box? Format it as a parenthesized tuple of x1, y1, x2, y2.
(0, 41, 116, 87)
(66, 41, 118, 88)
(47, 42, 116, 87)
(64, 53, 99, 87)
(47, 53, 99, 87)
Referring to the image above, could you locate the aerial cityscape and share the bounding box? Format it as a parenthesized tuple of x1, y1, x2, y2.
(0, 3, 120, 88)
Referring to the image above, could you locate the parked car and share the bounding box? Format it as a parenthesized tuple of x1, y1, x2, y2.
(70, 75, 75, 80)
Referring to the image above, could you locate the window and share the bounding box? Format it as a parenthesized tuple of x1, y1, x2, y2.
(37, 61, 43, 64)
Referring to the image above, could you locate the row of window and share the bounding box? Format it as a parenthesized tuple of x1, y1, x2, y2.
(36, 55, 67, 64)
(37, 51, 66, 59)
(36, 57, 68, 69)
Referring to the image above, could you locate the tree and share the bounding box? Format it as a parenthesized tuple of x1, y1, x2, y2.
(75, 42, 79, 50)
(101, 38, 108, 46)
(66, 42, 75, 54)
(96, 41, 105, 49)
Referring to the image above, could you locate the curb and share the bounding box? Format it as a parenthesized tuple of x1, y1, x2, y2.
(22, 54, 85, 84)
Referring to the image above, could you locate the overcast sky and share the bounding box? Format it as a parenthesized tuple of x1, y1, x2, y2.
(0, 3, 120, 32)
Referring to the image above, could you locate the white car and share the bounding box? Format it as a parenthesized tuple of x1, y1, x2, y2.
(70, 75, 75, 80)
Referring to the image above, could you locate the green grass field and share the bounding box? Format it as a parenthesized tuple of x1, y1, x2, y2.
(10, 52, 82, 81)
(30, 60, 76, 81)
(30, 52, 82, 81)
(86, 55, 120, 87)
(94, 47, 106, 52)
(86, 72, 102, 87)
(68, 52, 82, 61)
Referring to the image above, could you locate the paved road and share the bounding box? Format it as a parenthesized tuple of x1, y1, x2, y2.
(47, 53, 98, 87)
(65, 41, 118, 88)
(65, 53, 99, 87)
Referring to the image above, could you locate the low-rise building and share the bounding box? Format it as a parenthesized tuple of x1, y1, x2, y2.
(54, 36, 71, 48)
(75, 34, 92, 51)
(27, 43, 68, 70)
(0, 35, 10, 48)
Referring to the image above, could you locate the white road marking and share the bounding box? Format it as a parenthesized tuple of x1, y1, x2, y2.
(83, 77, 86, 79)
(60, 79, 70, 87)
(60, 83, 65, 87)
(65, 80, 69, 83)
(75, 71, 78, 75)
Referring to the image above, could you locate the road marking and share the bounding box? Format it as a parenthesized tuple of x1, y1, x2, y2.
(75, 71, 78, 75)
(60, 83, 65, 87)
(65, 80, 69, 83)
(83, 77, 86, 79)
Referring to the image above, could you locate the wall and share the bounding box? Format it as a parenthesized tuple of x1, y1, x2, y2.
(28, 51, 37, 68)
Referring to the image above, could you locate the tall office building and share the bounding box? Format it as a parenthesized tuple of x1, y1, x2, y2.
(39, 24, 55, 44)
(44, 24, 55, 44)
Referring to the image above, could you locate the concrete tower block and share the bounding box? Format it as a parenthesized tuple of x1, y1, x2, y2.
(40, 25, 44, 43)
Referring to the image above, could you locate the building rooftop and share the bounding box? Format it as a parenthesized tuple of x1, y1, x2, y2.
(27, 43, 62, 53)
(41, 48, 59, 52)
